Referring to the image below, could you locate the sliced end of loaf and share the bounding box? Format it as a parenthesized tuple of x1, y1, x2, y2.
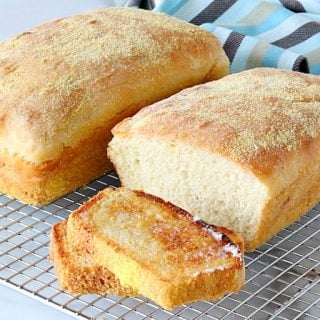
(108, 136, 268, 250)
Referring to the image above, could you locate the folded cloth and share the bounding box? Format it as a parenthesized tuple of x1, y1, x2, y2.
(127, 0, 320, 75)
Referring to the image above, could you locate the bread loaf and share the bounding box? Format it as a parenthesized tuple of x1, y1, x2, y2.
(0, 7, 229, 204)
(108, 68, 320, 251)
(63, 187, 244, 309)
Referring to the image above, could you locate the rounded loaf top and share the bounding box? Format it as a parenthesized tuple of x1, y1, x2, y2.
(113, 68, 320, 176)
(0, 7, 227, 163)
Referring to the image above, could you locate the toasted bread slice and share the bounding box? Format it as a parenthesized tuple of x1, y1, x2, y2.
(50, 220, 136, 296)
(67, 187, 244, 309)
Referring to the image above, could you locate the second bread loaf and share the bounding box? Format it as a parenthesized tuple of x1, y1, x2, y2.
(109, 68, 320, 251)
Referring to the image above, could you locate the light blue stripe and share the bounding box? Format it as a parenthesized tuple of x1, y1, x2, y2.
(301, 0, 320, 14)
(174, 0, 213, 21)
(202, 25, 232, 45)
(215, 0, 259, 24)
(310, 64, 320, 74)
(277, 49, 301, 69)
(266, 0, 281, 4)
(255, 14, 311, 42)
(201, 23, 217, 33)
(300, 12, 320, 21)
(289, 33, 320, 53)
(153, 0, 188, 15)
(230, 36, 258, 73)
(261, 0, 320, 14)
(218, 6, 292, 36)
(262, 45, 284, 68)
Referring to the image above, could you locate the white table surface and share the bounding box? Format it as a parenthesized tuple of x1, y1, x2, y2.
(0, 1, 125, 319)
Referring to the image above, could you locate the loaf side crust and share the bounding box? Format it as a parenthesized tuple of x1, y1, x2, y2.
(250, 137, 320, 250)
(0, 103, 141, 204)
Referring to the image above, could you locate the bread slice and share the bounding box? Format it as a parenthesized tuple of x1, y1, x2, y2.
(49, 220, 136, 296)
(0, 7, 229, 205)
(108, 68, 320, 251)
(66, 187, 244, 309)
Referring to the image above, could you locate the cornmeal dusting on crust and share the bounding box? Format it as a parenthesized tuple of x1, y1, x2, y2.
(121, 68, 320, 173)
(0, 7, 223, 163)
(25, 10, 202, 66)
(1, 9, 206, 66)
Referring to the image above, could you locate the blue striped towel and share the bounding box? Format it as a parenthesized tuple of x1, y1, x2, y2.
(126, 0, 320, 75)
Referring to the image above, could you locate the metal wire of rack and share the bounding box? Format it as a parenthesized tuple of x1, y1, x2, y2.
(0, 172, 319, 320)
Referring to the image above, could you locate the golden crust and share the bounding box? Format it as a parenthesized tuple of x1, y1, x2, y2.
(0, 123, 116, 204)
(66, 187, 244, 309)
(49, 220, 135, 296)
(112, 68, 320, 178)
(248, 141, 320, 250)
(0, 7, 228, 165)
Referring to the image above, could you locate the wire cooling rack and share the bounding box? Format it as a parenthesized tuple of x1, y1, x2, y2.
(0, 172, 319, 320)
